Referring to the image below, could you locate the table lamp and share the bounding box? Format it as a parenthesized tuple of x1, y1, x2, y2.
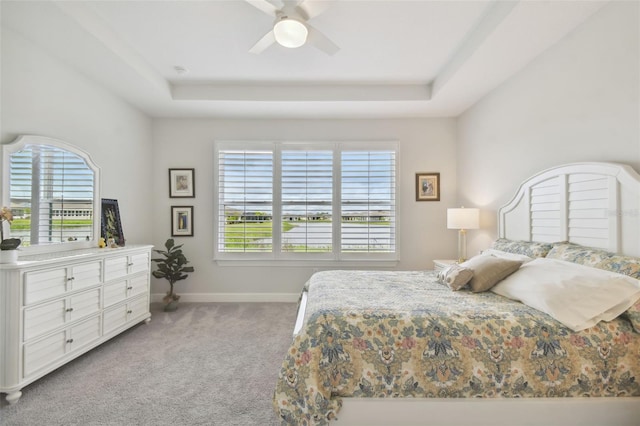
(447, 207, 480, 263)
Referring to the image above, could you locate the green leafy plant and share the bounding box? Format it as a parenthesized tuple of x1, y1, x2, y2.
(151, 238, 194, 304)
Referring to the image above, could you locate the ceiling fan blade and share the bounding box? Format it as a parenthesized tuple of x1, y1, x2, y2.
(306, 24, 339, 55)
(296, 0, 333, 20)
(245, 0, 280, 17)
(249, 30, 276, 54)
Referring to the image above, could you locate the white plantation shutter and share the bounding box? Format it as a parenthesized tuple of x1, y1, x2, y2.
(281, 148, 333, 253)
(217, 148, 274, 253)
(214, 141, 398, 262)
(9, 144, 95, 246)
(341, 150, 396, 253)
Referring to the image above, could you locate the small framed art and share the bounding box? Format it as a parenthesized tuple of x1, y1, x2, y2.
(101, 198, 125, 246)
(171, 206, 193, 237)
(169, 168, 195, 198)
(416, 172, 440, 201)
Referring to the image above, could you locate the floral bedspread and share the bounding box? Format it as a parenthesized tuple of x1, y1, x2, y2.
(273, 270, 640, 425)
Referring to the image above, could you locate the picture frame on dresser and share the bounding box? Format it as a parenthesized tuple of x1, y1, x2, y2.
(169, 168, 195, 198)
(171, 206, 193, 237)
(101, 198, 125, 246)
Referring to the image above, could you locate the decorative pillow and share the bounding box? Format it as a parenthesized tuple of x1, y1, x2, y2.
(491, 238, 553, 258)
(460, 255, 522, 293)
(594, 255, 640, 280)
(481, 248, 533, 264)
(546, 242, 615, 267)
(492, 258, 640, 332)
(437, 264, 473, 291)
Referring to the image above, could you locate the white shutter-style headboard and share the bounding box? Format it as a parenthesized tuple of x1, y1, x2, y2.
(499, 162, 640, 257)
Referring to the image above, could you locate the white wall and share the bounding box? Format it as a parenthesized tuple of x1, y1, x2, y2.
(457, 0, 640, 256)
(151, 118, 457, 299)
(0, 28, 154, 246)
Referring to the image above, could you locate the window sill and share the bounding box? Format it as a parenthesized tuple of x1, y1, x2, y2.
(214, 259, 399, 268)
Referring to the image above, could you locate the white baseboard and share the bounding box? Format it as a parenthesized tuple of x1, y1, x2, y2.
(150, 292, 299, 303)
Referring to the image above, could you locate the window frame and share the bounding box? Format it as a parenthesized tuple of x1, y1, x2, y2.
(214, 140, 400, 266)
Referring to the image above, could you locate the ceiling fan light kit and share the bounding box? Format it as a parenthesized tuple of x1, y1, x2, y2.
(273, 17, 308, 48)
(246, 0, 339, 55)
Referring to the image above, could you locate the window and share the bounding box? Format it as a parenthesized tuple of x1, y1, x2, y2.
(215, 141, 397, 263)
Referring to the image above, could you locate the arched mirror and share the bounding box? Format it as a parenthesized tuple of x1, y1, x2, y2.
(2, 135, 101, 253)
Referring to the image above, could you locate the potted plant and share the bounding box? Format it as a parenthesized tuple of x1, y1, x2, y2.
(151, 238, 194, 311)
(0, 207, 21, 264)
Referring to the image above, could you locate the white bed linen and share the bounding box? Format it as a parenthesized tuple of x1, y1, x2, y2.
(491, 258, 640, 331)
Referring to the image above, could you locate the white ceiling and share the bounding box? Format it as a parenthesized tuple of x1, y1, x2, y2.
(1, 0, 608, 119)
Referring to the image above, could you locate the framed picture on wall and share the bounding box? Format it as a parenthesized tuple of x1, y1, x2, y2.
(171, 206, 193, 237)
(169, 168, 195, 198)
(415, 172, 440, 201)
(101, 198, 125, 246)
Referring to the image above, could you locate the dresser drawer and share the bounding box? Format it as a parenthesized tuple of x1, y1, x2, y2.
(104, 256, 129, 282)
(70, 261, 103, 292)
(23, 330, 67, 378)
(68, 288, 102, 324)
(23, 268, 67, 305)
(105, 253, 150, 282)
(23, 315, 101, 378)
(23, 288, 101, 341)
(103, 274, 149, 308)
(103, 295, 149, 336)
(23, 261, 102, 306)
(128, 274, 149, 299)
(129, 252, 150, 276)
(103, 279, 128, 308)
(23, 299, 66, 342)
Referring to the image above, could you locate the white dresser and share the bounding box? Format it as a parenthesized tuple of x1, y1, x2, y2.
(0, 245, 152, 404)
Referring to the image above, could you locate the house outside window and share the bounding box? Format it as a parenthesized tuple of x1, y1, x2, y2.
(214, 141, 398, 264)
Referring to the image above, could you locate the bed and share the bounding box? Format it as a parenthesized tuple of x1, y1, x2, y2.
(273, 162, 640, 425)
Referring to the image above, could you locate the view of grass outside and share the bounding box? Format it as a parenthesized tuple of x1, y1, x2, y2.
(9, 218, 93, 246)
(224, 221, 295, 251)
(222, 217, 393, 252)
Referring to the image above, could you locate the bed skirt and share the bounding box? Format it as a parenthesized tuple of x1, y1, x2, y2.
(334, 397, 640, 425)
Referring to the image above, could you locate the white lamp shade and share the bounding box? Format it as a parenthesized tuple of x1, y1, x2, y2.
(273, 18, 308, 48)
(447, 208, 479, 230)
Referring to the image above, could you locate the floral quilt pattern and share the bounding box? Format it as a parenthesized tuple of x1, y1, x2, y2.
(273, 270, 640, 425)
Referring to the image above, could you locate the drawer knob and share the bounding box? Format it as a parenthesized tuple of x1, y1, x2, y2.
(127, 263, 134, 267)
(66, 338, 74, 344)
(127, 310, 133, 314)
(67, 277, 75, 281)
(65, 308, 74, 312)
(127, 286, 133, 290)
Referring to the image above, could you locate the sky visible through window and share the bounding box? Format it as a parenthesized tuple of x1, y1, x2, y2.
(220, 150, 395, 215)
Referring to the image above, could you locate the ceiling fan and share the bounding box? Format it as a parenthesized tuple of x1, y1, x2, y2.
(246, 0, 339, 55)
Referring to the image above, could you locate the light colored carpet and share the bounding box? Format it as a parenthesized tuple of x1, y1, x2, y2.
(0, 302, 297, 425)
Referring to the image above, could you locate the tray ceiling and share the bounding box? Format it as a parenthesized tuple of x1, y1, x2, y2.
(1, 0, 608, 118)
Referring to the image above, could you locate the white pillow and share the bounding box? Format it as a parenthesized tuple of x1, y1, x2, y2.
(481, 248, 533, 264)
(491, 258, 640, 331)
